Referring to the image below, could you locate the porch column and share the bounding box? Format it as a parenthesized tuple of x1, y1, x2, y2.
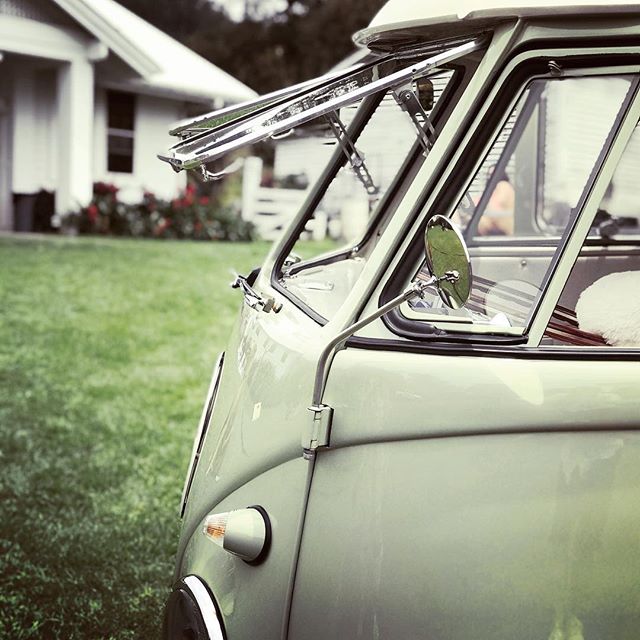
(56, 57, 94, 216)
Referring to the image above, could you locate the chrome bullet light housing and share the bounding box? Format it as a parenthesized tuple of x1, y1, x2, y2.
(203, 506, 271, 564)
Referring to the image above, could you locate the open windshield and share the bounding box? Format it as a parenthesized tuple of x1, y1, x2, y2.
(159, 36, 485, 321)
(158, 37, 483, 173)
(277, 70, 458, 319)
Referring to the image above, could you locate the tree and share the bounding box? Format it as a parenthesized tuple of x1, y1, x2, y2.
(118, 0, 386, 94)
(118, 0, 231, 41)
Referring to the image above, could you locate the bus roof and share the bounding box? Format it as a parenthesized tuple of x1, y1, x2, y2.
(356, 0, 640, 48)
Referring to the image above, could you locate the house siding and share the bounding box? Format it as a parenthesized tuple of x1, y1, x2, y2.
(0, 0, 250, 231)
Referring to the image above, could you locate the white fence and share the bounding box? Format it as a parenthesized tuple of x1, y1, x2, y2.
(241, 155, 373, 242)
(241, 156, 329, 241)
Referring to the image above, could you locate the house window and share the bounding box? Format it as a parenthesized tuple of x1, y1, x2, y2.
(107, 91, 135, 173)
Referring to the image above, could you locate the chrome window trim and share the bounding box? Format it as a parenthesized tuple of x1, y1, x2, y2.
(169, 60, 376, 138)
(183, 575, 226, 640)
(180, 352, 224, 517)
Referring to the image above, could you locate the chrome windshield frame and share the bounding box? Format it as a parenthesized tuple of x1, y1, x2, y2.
(158, 38, 485, 173)
(168, 60, 376, 139)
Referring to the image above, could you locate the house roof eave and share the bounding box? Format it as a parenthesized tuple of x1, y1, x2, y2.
(52, 0, 256, 104)
(52, 0, 159, 76)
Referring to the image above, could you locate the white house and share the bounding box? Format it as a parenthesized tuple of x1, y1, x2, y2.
(0, 0, 256, 232)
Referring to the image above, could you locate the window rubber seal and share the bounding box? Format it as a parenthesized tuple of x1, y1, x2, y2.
(345, 335, 640, 361)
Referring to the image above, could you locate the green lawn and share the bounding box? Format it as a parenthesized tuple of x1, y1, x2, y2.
(0, 235, 271, 639)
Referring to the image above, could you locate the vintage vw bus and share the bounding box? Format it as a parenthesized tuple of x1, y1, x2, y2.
(160, 1, 640, 638)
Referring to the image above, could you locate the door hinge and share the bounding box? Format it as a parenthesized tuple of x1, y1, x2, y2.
(303, 404, 333, 455)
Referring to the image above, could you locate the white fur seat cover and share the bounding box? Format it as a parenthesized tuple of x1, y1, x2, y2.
(575, 270, 640, 347)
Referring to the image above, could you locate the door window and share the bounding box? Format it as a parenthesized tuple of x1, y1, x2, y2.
(543, 120, 640, 347)
(405, 74, 636, 336)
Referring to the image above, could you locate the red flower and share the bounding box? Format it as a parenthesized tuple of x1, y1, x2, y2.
(199, 196, 210, 205)
(87, 204, 99, 223)
(94, 181, 119, 197)
(182, 183, 196, 205)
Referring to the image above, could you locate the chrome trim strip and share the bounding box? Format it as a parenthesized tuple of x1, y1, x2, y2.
(183, 575, 225, 640)
(180, 352, 224, 517)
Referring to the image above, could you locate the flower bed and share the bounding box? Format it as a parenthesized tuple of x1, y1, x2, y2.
(71, 182, 255, 241)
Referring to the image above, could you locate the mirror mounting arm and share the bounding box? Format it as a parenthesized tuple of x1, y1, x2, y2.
(305, 214, 470, 455)
(304, 277, 434, 456)
(305, 272, 461, 455)
(309, 273, 451, 412)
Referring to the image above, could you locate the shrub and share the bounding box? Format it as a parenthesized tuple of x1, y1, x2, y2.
(75, 183, 255, 241)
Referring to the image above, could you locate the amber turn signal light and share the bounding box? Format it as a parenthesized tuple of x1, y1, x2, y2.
(203, 506, 271, 565)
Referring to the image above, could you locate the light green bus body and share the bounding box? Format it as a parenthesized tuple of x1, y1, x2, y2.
(164, 4, 640, 639)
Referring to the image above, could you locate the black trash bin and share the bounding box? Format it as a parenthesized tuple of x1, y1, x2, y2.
(13, 193, 37, 232)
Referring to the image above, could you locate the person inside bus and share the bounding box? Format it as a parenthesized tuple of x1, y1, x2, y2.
(477, 168, 515, 236)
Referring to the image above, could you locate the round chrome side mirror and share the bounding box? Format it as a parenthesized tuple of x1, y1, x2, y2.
(425, 215, 472, 309)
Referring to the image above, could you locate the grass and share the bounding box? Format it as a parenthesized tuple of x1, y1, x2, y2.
(0, 235, 271, 639)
